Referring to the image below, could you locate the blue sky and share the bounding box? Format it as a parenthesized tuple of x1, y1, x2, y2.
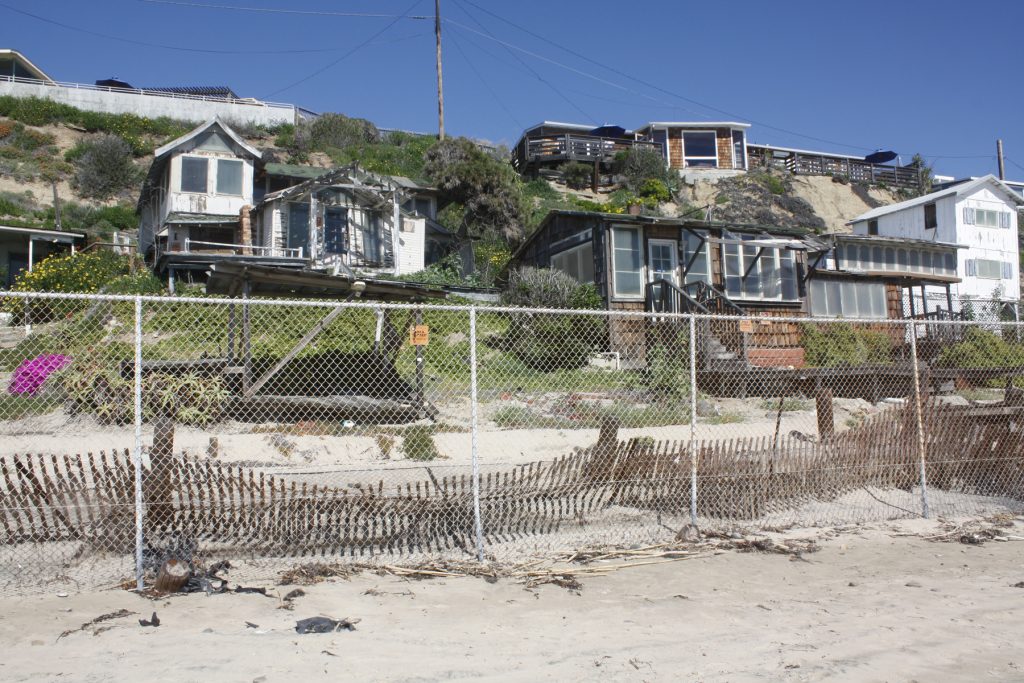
(2, 0, 1022, 179)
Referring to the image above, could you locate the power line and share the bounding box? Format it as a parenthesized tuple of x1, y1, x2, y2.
(260, 0, 427, 99)
(449, 0, 596, 125)
(455, 0, 876, 153)
(0, 1, 400, 55)
(138, 0, 431, 19)
(446, 32, 523, 130)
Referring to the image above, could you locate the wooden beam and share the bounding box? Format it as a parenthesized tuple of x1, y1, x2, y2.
(243, 304, 346, 399)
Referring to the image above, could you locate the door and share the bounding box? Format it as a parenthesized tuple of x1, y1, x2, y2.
(324, 207, 348, 256)
(647, 239, 679, 286)
(287, 202, 310, 256)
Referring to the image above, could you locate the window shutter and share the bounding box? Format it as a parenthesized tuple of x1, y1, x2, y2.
(1000, 212, 1011, 229)
(965, 259, 976, 276)
(1003, 261, 1013, 279)
(962, 207, 975, 225)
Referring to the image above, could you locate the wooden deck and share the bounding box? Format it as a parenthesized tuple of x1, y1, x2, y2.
(513, 134, 661, 173)
(747, 144, 923, 190)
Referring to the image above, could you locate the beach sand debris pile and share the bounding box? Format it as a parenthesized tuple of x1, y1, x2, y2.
(914, 513, 1023, 546)
(295, 616, 359, 634)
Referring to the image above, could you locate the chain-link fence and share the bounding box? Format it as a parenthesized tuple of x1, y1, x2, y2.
(1, 291, 1023, 593)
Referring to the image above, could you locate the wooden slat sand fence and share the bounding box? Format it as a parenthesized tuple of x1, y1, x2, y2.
(1, 404, 1021, 559)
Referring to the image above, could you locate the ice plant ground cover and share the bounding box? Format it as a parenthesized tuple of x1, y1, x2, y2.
(7, 354, 71, 395)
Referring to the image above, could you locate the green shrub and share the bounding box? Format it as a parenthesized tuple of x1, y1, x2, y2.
(401, 424, 440, 461)
(615, 146, 672, 193)
(104, 270, 165, 295)
(71, 135, 142, 199)
(502, 268, 604, 370)
(937, 328, 1024, 369)
(560, 161, 593, 189)
(753, 172, 786, 195)
(300, 113, 380, 152)
(638, 178, 670, 202)
(800, 323, 894, 367)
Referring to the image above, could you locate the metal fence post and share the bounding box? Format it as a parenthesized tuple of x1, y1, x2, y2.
(907, 320, 930, 518)
(132, 295, 145, 589)
(688, 314, 698, 526)
(469, 307, 485, 561)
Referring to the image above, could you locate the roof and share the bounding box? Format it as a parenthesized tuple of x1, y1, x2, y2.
(826, 233, 966, 249)
(849, 175, 1024, 223)
(164, 212, 240, 225)
(205, 262, 447, 301)
(142, 85, 239, 99)
(639, 121, 751, 129)
(263, 163, 331, 180)
(0, 49, 53, 82)
(256, 165, 414, 210)
(0, 225, 84, 240)
(522, 121, 600, 134)
(153, 117, 261, 159)
(746, 142, 886, 163)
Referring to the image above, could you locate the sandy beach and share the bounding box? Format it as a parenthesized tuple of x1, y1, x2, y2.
(0, 517, 1021, 682)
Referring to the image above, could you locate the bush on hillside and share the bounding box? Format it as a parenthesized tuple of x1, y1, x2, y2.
(560, 161, 593, 190)
(71, 135, 142, 200)
(615, 146, 674, 193)
(502, 268, 604, 370)
(424, 137, 525, 244)
(937, 327, 1024, 369)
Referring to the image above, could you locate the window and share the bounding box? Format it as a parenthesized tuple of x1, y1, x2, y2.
(682, 131, 718, 168)
(731, 130, 746, 170)
(810, 280, 887, 319)
(550, 241, 594, 284)
(722, 234, 799, 301)
(974, 258, 1004, 280)
(924, 203, 937, 230)
(611, 227, 643, 297)
(867, 219, 878, 236)
(943, 253, 956, 274)
(180, 157, 208, 193)
(216, 159, 243, 195)
(682, 229, 710, 284)
(964, 207, 1009, 228)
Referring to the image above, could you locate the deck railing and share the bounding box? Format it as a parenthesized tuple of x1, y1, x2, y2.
(747, 144, 922, 190)
(515, 134, 661, 170)
(170, 239, 304, 259)
(0, 74, 295, 110)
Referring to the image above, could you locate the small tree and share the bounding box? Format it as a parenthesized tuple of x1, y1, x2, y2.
(560, 161, 593, 190)
(424, 137, 526, 244)
(72, 134, 142, 199)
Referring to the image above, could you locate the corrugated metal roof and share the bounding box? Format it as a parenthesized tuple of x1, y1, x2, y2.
(264, 163, 330, 180)
(849, 175, 1024, 223)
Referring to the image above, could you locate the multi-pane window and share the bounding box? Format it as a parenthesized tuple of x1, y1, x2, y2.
(180, 157, 208, 193)
(216, 159, 243, 195)
(810, 280, 888, 319)
(964, 206, 1011, 228)
(970, 258, 1011, 280)
(836, 242, 957, 277)
(647, 239, 678, 285)
(550, 242, 594, 284)
(682, 131, 718, 168)
(611, 227, 643, 297)
(723, 234, 798, 301)
(682, 229, 710, 284)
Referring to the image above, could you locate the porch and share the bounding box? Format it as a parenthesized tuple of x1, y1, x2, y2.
(747, 144, 924, 190)
(513, 133, 661, 175)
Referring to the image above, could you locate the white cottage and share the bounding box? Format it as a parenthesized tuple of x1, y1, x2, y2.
(849, 175, 1024, 314)
(253, 165, 452, 278)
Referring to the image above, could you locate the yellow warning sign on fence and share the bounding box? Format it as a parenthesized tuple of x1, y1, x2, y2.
(409, 325, 430, 346)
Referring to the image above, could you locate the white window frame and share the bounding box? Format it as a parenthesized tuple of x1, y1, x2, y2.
(179, 155, 209, 194)
(682, 228, 711, 285)
(975, 258, 1004, 280)
(810, 279, 888, 319)
(722, 234, 799, 302)
(610, 225, 644, 300)
(647, 238, 679, 286)
(975, 208, 1001, 228)
(682, 130, 719, 168)
(215, 159, 244, 196)
(549, 240, 594, 284)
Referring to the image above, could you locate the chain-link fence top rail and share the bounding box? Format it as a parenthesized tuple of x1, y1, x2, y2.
(0, 291, 1022, 592)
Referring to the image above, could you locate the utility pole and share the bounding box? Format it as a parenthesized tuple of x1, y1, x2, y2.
(51, 181, 61, 231)
(435, 0, 445, 140)
(996, 139, 1005, 180)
